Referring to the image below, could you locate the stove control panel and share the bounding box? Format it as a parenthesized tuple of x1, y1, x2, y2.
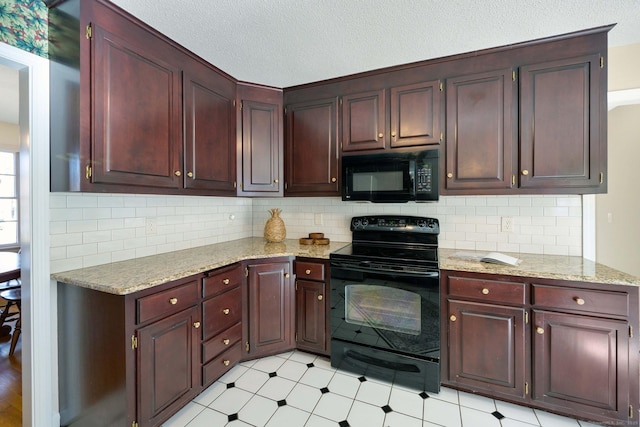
(350, 215, 439, 233)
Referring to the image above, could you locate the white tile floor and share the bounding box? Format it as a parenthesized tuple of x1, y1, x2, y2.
(162, 350, 605, 427)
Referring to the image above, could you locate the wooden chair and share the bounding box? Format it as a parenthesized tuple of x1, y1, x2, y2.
(0, 288, 21, 355)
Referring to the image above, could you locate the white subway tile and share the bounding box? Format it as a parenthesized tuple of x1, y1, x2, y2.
(82, 208, 112, 220)
(83, 253, 112, 268)
(67, 243, 98, 258)
(97, 196, 125, 208)
(50, 193, 582, 270)
(83, 230, 113, 243)
(67, 194, 98, 208)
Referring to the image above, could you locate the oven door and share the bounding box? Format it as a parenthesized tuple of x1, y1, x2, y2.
(330, 259, 440, 391)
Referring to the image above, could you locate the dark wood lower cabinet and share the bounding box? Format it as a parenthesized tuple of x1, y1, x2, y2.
(442, 270, 638, 426)
(57, 276, 202, 427)
(447, 300, 526, 400)
(294, 258, 330, 355)
(295, 279, 327, 354)
(137, 306, 200, 427)
(532, 310, 630, 421)
(244, 258, 295, 358)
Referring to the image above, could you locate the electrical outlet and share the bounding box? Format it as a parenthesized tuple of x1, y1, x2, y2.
(314, 213, 323, 225)
(501, 216, 514, 233)
(145, 217, 157, 235)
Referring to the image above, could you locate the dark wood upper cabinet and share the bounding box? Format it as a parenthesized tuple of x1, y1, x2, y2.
(519, 54, 604, 191)
(90, 8, 183, 189)
(49, 0, 237, 196)
(285, 98, 339, 196)
(341, 81, 443, 153)
(183, 61, 237, 194)
(390, 80, 443, 148)
(444, 69, 516, 191)
(341, 89, 386, 152)
(237, 84, 283, 196)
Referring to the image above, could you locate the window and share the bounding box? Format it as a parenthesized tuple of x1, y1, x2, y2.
(0, 151, 19, 248)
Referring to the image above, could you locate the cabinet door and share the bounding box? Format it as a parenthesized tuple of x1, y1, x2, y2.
(341, 89, 386, 152)
(246, 261, 294, 357)
(91, 20, 182, 189)
(532, 310, 629, 421)
(183, 62, 236, 193)
(137, 305, 199, 427)
(447, 300, 527, 399)
(390, 81, 442, 148)
(285, 98, 339, 196)
(445, 69, 516, 191)
(295, 279, 326, 354)
(238, 85, 283, 195)
(520, 54, 604, 191)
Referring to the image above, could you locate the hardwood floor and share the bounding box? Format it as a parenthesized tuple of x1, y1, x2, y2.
(0, 312, 21, 427)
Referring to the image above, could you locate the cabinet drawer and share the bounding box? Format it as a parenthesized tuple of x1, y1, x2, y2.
(202, 322, 242, 364)
(532, 285, 628, 317)
(448, 276, 525, 305)
(202, 286, 242, 340)
(203, 263, 243, 298)
(203, 342, 242, 387)
(295, 260, 325, 281)
(137, 280, 199, 324)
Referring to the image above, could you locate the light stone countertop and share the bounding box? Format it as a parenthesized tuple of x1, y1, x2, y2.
(438, 248, 640, 287)
(52, 237, 350, 295)
(52, 238, 640, 295)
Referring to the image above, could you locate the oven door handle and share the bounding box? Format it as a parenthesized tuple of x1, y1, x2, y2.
(331, 262, 439, 278)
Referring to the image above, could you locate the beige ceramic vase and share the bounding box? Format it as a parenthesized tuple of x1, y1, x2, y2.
(264, 208, 286, 243)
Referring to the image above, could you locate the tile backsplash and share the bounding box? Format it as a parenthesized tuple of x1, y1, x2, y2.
(50, 193, 582, 273)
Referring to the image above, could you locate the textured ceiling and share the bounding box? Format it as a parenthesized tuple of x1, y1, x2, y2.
(109, 0, 640, 88)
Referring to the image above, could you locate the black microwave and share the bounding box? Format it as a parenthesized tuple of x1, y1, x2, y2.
(341, 150, 439, 203)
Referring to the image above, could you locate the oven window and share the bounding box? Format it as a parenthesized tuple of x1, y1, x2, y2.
(345, 285, 421, 336)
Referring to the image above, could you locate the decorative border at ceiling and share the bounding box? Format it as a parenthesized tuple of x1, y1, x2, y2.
(0, 0, 48, 58)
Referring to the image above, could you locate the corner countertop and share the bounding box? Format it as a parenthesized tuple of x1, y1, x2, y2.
(438, 248, 640, 287)
(52, 237, 350, 295)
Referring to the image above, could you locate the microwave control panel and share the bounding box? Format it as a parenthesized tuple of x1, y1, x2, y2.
(416, 161, 434, 194)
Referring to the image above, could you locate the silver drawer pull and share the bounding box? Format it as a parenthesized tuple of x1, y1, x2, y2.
(481, 288, 489, 295)
(169, 298, 178, 305)
(575, 297, 585, 305)
(223, 308, 230, 315)
(223, 339, 230, 345)
(223, 278, 230, 285)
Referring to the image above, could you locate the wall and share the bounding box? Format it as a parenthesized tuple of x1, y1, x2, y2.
(253, 195, 583, 255)
(0, 0, 48, 58)
(49, 193, 583, 273)
(49, 193, 253, 273)
(596, 104, 640, 277)
(0, 121, 19, 151)
(608, 43, 640, 91)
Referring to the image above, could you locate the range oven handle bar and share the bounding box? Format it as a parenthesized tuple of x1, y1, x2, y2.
(330, 261, 439, 278)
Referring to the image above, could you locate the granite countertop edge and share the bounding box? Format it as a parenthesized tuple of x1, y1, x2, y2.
(52, 238, 640, 295)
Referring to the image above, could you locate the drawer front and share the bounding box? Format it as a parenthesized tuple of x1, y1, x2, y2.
(532, 285, 629, 317)
(203, 263, 243, 298)
(202, 322, 242, 364)
(448, 276, 525, 305)
(295, 260, 325, 281)
(203, 286, 242, 340)
(137, 280, 199, 324)
(203, 342, 242, 387)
